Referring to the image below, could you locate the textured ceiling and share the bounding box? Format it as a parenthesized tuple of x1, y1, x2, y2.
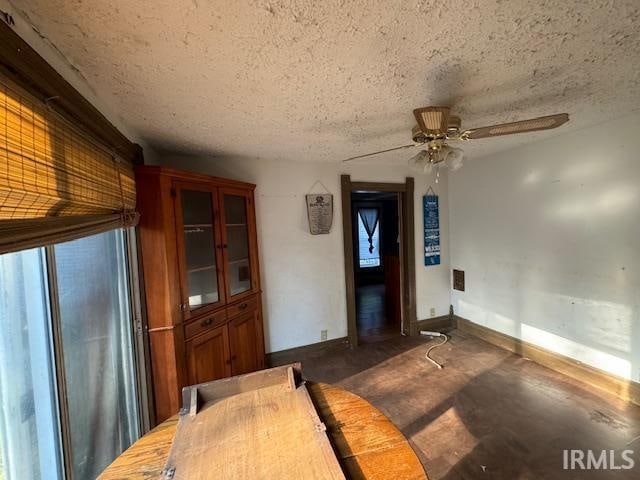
(12, 0, 640, 163)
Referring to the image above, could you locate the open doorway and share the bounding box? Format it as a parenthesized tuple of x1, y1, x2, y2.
(341, 176, 417, 348)
(352, 192, 401, 343)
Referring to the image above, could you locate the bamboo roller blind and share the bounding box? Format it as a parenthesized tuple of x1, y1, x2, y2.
(0, 75, 138, 253)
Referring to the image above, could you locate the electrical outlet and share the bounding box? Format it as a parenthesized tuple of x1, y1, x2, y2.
(321, 329, 328, 341)
(430, 307, 436, 318)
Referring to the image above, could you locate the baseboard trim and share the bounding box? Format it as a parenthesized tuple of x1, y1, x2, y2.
(266, 337, 349, 367)
(416, 314, 453, 332)
(456, 316, 640, 406)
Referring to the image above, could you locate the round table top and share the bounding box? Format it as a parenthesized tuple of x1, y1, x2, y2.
(99, 381, 427, 480)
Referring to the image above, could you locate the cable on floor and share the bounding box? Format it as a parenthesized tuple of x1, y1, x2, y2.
(420, 331, 448, 369)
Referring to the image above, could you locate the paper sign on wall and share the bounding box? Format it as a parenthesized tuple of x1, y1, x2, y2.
(423, 195, 440, 266)
(306, 194, 333, 235)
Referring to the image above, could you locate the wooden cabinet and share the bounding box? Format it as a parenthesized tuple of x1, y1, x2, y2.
(229, 310, 261, 375)
(136, 166, 265, 423)
(186, 324, 230, 384)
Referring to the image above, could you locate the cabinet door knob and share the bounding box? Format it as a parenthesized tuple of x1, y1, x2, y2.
(239, 302, 248, 310)
(201, 317, 213, 327)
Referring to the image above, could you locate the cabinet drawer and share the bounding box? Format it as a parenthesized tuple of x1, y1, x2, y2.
(185, 309, 227, 340)
(226, 295, 258, 319)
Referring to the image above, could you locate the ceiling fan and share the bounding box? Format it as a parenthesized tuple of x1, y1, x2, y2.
(343, 106, 569, 175)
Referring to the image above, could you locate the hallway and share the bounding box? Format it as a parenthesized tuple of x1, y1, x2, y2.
(356, 284, 399, 343)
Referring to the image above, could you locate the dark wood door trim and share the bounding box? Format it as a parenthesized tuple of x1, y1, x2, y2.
(341, 175, 417, 347)
(341, 175, 358, 347)
(350, 181, 407, 193)
(403, 178, 417, 336)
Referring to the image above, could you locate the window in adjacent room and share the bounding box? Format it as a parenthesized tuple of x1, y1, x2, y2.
(357, 208, 381, 268)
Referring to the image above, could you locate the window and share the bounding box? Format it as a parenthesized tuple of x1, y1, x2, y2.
(0, 229, 143, 480)
(0, 249, 63, 480)
(357, 210, 380, 268)
(54, 230, 140, 479)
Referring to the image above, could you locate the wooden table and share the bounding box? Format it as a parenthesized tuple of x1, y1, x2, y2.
(99, 382, 427, 479)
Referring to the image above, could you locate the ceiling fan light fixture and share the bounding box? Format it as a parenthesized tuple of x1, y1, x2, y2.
(413, 106, 450, 136)
(444, 146, 464, 171)
(447, 115, 462, 133)
(408, 149, 429, 172)
(412, 125, 427, 143)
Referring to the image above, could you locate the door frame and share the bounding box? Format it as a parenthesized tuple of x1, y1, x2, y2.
(341, 175, 417, 347)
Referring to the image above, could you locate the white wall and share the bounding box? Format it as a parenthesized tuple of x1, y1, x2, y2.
(160, 155, 451, 353)
(449, 113, 640, 383)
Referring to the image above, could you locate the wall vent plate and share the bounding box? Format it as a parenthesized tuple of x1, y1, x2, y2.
(453, 269, 465, 291)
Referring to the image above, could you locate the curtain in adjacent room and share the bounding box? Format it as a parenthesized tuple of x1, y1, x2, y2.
(358, 208, 379, 253)
(0, 75, 138, 254)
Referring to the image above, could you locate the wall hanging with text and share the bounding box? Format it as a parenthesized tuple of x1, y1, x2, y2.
(423, 193, 441, 266)
(305, 180, 333, 235)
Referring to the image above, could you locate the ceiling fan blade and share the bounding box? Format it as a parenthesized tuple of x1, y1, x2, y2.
(462, 113, 569, 140)
(342, 144, 416, 162)
(413, 106, 450, 135)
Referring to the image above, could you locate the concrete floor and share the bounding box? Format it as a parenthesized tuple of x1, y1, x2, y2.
(272, 330, 640, 479)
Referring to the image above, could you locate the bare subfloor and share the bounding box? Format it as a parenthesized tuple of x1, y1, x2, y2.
(272, 330, 640, 479)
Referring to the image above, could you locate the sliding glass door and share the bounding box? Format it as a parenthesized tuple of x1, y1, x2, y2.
(0, 229, 143, 480)
(0, 248, 63, 480)
(54, 230, 140, 479)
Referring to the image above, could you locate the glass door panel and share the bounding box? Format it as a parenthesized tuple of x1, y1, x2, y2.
(0, 248, 64, 480)
(223, 194, 252, 296)
(54, 230, 140, 480)
(179, 189, 221, 309)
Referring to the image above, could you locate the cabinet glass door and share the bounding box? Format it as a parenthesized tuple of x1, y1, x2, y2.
(222, 193, 253, 297)
(177, 186, 223, 312)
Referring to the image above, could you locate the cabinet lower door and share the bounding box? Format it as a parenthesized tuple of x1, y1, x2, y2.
(186, 325, 231, 385)
(228, 311, 260, 376)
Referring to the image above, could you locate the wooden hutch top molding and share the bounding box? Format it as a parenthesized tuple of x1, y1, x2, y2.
(137, 165, 256, 190)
